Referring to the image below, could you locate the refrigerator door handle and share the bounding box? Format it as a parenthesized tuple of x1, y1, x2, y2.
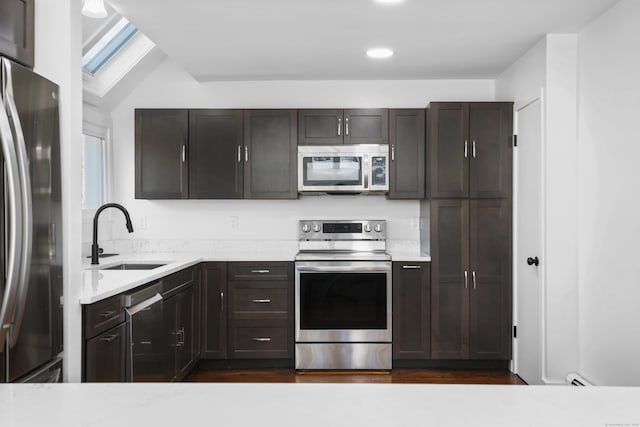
(0, 89, 25, 350)
(5, 86, 34, 347)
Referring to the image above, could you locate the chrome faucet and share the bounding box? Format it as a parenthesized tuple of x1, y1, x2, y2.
(91, 203, 134, 265)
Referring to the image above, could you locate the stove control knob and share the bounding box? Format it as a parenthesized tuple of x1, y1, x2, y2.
(364, 224, 372, 232)
(301, 224, 311, 233)
(313, 224, 322, 232)
(374, 223, 384, 233)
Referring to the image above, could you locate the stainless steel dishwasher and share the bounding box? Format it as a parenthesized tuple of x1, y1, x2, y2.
(124, 282, 164, 382)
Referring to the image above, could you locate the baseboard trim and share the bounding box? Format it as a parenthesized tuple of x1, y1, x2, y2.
(393, 359, 511, 369)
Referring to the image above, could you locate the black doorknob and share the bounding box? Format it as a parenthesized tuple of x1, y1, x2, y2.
(527, 257, 539, 266)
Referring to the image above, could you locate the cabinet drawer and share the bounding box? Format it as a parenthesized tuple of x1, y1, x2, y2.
(162, 266, 196, 297)
(84, 294, 125, 339)
(228, 320, 292, 359)
(228, 262, 293, 281)
(228, 284, 289, 319)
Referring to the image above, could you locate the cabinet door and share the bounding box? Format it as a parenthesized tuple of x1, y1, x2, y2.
(85, 323, 127, 382)
(201, 263, 228, 359)
(392, 262, 430, 360)
(469, 199, 511, 359)
(298, 109, 343, 145)
(0, 0, 34, 68)
(343, 109, 389, 145)
(244, 110, 297, 199)
(431, 200, 469, 359)
(176, 286, 196, 380)
(162, 295, 178, 382)
(388, 109, 425, 199)
(189, 109, 244, 199)
(193, 266, 202, 360)
(135, 109, 188, 199)
(469, 103, 513, 198)
(428, 103, 469, 198)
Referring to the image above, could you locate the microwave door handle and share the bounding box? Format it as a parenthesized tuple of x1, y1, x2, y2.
(363, 154, 369, 189)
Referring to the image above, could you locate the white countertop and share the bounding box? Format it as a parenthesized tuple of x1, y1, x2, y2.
(80, 254, 203, 304)
(80, 248, 430, 304)
(1, 383, 638, 427)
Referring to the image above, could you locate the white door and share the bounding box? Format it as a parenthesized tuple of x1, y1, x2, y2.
(515, 98, 543, 385)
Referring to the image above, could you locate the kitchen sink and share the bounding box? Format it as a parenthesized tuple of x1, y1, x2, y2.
(101, 263, 166, 271)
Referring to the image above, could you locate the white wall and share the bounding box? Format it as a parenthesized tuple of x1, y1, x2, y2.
(496, 34, 580, 385)
(103, 59, 494, 256)
(34, 0, 83, 382)
(577, 0, 640, 386)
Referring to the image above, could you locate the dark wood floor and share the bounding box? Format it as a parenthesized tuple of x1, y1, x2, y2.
(185, 368, 526, 385)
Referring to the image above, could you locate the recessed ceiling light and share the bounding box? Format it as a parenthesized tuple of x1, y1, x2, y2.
(366, 48, 394, 59)
(374, 0, 404, 4)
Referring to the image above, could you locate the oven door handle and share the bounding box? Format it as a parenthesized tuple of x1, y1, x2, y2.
(296, 265, 391, 273)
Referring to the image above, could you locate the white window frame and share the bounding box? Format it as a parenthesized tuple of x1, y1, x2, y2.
(81, 122, 111, 220)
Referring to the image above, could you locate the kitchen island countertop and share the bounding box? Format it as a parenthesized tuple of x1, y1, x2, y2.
(1, 382, 638, 427)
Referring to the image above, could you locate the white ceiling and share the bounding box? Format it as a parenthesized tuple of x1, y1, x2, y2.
(106, 0, 618, 82)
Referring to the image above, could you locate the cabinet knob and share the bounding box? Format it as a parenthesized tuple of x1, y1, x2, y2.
(526, 256, 539, 266)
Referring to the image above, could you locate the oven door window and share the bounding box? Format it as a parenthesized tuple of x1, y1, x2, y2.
(302, 156, 362, 186)
(299, 272, 387, 329)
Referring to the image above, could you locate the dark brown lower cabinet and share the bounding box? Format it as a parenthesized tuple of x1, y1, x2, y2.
(164, 285, 197, 381)
(392, 262, 431, 360)
(85, 323, 127, 382)
(83, 265, 201, 383)
(201, 262, 294, 361)
(431, 199, 511, 360)
(201, 263, 228, 359)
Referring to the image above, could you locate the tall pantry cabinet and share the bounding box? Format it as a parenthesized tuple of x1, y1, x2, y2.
(426, 102, 513, 361)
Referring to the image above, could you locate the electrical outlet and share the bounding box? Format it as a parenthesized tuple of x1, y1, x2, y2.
(138, 216, 147, 230)
(230, 216, 239, 229)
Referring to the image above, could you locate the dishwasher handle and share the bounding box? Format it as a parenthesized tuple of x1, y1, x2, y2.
(124, 293, 162, 316)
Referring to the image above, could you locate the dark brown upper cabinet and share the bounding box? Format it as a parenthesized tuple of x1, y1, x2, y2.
(136, 109, 297, 200)
(243, 110, 297, 199)
(298, 109, 388, 145)
(430, 199, 511, 360)
(189, 109, 244, 199)
(0, 0, 34, 68)
(428, 102, 513, 199)
(388, 109, 425, 199)
(135, 109, 189, 199)
(392, 262, 431, 360)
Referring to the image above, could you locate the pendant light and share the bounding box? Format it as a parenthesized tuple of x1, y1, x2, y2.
(82, 0, 108, 18)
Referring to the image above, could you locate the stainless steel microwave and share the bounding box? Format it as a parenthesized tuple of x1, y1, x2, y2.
(297, 144, 389, 194)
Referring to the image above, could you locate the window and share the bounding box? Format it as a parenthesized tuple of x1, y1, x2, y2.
(82, 17, 138, 75)
(82, 134, 106, 209)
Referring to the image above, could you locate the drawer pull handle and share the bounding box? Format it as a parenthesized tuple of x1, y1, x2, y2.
(252, 337, 271, 342)
(140, 341, 152, 345)
(99, 310, 116, 318)
(252, 299, 271, 304)
(100, 334, 119, 343)
(250, 269, 270, 274)
(402, 265, 421, 269)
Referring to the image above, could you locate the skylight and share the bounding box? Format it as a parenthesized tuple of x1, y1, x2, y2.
(82, 17, 138, 75)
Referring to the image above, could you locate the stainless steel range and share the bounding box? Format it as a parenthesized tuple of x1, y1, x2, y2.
(295, 220, 392, 370)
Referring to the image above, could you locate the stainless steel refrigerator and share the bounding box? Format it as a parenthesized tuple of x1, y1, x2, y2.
(0, 57, 63, 383)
